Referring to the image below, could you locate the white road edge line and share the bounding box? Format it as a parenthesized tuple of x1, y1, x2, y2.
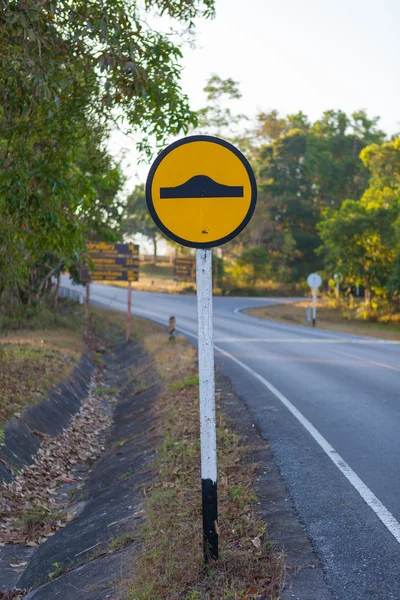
(175, 324, 400, 546)
(88, 295, 400, 545)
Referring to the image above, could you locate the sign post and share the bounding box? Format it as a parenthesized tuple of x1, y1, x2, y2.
(84, 282, 90, 341)
(126, 281, 132, 342)
(146, 135, 257, 562)
(196, 248, 218, 559)
(307, 272, 322, 327)
(174, 256, 196, 283)
(81, 243, 139, 342)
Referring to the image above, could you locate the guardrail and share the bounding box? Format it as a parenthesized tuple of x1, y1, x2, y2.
(58, 285, 84, 304)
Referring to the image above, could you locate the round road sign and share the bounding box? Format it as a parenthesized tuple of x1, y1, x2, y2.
(146, 135, 257, 248)
(307, 273, 322, 289)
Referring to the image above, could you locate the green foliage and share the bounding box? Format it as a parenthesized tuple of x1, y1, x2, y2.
(252, 110, 386, 282)
(94, 386, 119, 397)
(0, 0, 216, 307)
(0, 0, 215, 148)
(237, 247, 270, 285)
(171, 375, 199, 391)
(109, 533, 134, 552)
(196, 74, 246, 136)
(17, 506, 51, 530)
(256, 109, 310, 142)
(124, 185, 162, 260)
(318, 138, 400, 304)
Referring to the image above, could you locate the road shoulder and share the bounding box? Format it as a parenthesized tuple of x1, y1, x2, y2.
(217, 368, 333, 600)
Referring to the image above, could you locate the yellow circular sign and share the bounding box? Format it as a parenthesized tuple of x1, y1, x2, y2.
(146, 135, 257, 248)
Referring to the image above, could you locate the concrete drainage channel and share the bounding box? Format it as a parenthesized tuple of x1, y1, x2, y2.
(0, 333, 333, 599)
(0, 341, 159, 599)
(0, 355, 94, 485)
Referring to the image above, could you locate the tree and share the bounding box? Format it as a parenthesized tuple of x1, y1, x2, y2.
(0, 0, 216, 151)
(318, 137, 400, 306)
(237, 247, 270, 285)
(0, 115, 126, 303)
(124, 185, 162, 262)
(254, 110, 386, 283)
(255, 110, 310, 143)
(196, 74, 245, 136)
(318, 198, 397, 307)
(0, 0, 216, 305)
(360, 138, 400, 299)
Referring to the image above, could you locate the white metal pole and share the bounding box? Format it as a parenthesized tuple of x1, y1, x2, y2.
(126, 281, 132, 342)
(196, 248, 218, 561)
(85, 282, 90, 340)
(312, 287, 317, 327)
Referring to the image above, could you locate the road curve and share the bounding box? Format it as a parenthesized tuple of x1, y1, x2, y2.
(62, 278, 400, 600)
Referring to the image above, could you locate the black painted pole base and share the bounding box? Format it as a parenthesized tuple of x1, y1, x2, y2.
(202, 478, 218, 562)
(312, 318, 316, 327)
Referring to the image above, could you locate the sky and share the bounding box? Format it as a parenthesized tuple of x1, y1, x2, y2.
(109, 0, 400, 186)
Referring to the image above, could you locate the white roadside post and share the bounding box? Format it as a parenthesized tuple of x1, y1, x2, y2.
(196, 248, 218, 559)
(145, 135, 257, 563)
(307, 272, 322, 327)
(84, 282, 90, 340)
(312, 287, 317, 326)
(126, 281, 132, 342)
(333, 272, 342, 300)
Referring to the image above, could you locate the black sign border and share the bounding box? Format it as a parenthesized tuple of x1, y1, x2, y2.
(145, 135, 257, 249)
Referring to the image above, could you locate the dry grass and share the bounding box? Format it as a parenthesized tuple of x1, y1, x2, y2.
(100, 278, 194, 294)
(98, 262, 195, 295)
(0, 302, 131, 427)
(123, 322, 284, 599)
(0, 301, 88, 425)
(245, 299, 400, 341)
(0, 343, 79, 425)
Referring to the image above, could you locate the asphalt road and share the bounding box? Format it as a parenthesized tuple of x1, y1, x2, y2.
(62, 278, 400, 600)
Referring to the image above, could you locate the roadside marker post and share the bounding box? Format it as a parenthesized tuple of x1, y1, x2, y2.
(84, 282, 90, 341)
(312, 288, 317, 326)
(126, 281, 132, 342)
(168, 316, 176, 341)
(146, 135, 257, 562)
(307, 273, 322, 327)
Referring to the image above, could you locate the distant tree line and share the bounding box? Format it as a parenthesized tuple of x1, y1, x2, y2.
(148, 75, 397, 307)
(1, 17, 398, 314)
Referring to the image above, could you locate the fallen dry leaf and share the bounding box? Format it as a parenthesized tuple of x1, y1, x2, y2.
(0, 370, 114, 545)
(251, 536, 261, 550)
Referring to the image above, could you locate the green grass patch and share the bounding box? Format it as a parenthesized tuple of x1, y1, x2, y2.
(49, 561, 70, 580)
(171, 374, 199, 391)
(94, 385, 119, 396)
(109, 533, 134, 553)
(16, 505, 54, 531)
